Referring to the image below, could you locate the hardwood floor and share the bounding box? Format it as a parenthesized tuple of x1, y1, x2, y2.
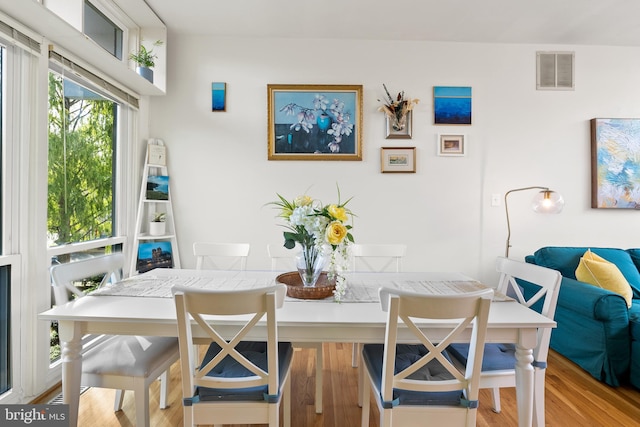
(43, 343, 640, 426)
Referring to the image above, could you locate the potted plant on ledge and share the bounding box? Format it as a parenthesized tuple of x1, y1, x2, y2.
(129, 40, 163, 83)
(149, 212, 166, 236)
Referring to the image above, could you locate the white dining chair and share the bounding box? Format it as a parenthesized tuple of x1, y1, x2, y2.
(351, 243, 406, 274)
(193, 242, 250, 270)
(360, 287, 493, 427)
(49, 253, 180, 427)
(351, 243, 407, 369)
(447, 256, 562, 426)
(266, 243, 324, 414)
(172, 283, 293, 427)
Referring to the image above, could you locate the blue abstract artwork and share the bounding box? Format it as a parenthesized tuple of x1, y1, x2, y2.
(591, 118, 640, 208)
(211, 82, 226, 111)
(433, 86, 472, 125)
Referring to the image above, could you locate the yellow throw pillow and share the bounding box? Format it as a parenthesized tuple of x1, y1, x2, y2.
(575, 249, 633, 308)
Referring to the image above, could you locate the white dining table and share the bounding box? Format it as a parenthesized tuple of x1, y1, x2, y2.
(38, 268, 555, 427)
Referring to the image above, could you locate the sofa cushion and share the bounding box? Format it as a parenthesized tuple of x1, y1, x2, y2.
(575, 249, 633, 308)
(532, 247, 640, 298)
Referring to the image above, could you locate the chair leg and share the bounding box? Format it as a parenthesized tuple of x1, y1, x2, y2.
(351, 342, 360, 367)
(268, 400, 279, 427)
(490, 387, 501, 413)
(284, 373, 292, 427)
(134, 385, 150, 427)
(357, 352, 365, 407)
(314, 343, 323, 414)
(360, 353, 370, 427)
(159, 371, 169, 409)
(113, 390, 125, 412)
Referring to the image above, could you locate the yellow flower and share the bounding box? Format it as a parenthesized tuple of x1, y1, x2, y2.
(327, 204, 347, 222)
(326, 221, 348, 245)
(295, 195, 312, 207)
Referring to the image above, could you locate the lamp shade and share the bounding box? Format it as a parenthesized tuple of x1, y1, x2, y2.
(531, 190, 564, 213)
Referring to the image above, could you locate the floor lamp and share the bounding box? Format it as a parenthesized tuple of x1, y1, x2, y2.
(504, 186, 564, 257)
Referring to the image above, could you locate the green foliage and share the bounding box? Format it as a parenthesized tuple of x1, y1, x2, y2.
(129, 40, 163, 68)
(47, 73, 114, 246)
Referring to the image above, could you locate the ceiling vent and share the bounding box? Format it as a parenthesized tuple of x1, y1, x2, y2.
(537, 51, 574, 90)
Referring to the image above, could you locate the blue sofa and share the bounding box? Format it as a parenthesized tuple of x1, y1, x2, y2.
(524, 246, 640, 389)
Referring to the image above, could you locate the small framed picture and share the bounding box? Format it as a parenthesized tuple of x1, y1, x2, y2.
(381, 147, 416, 173)
(211, 82, 226, 112)
(385, 111, 412, 139)
(437, 134, 466, 156)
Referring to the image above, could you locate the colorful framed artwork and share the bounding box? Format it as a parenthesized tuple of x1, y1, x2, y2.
(433, 86, 472, 125)
(385, 111, 412, 139)
(146, 175, 169, 200)
(437, 134, 466, 156)
(381, 147, 416, 173)
(590, 118, 640, 209)
(211, 82, 226, 111)
(267, 84, 363, 160)
(136, 241, 174, 273)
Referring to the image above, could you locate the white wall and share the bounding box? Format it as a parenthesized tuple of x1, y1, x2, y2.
(148, 35, 640, 284)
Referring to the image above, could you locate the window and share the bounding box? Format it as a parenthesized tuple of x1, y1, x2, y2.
(0, 46, 7, 392)
(47, 61, 129, 364)
(83, 0, 123, 60)
(0, 45, 9, 396)
(47, 71, 117, 250)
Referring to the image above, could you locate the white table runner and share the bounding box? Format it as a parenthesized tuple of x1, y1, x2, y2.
(90, 271, 509, 303)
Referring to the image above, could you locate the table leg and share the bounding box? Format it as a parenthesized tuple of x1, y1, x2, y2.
(515, 343, 535, 427)
(58, 320, 83, 427)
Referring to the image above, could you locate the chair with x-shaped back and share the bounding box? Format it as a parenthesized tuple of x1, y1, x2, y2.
(360, 287, 493, 427)
(50, 253, 179, 427)
(172, 283, 293, 427)
(447, 256, 561, 427)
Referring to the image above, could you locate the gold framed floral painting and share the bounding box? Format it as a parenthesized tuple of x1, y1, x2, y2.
(267, 84, 363, 160)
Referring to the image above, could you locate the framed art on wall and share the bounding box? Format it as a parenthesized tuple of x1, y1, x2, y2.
(433, 86, 472, 125)
(437, 134, 466, 156)
(590, 118, 640, 208)
(267, 84, 363, 160)
(380, 147, 416, 173)
(211, 82, 226, 112)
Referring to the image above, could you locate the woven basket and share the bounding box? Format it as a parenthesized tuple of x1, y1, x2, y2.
(276, 271, 336, 300)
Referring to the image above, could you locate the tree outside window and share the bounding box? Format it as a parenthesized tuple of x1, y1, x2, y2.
(47, 72, 116, 251)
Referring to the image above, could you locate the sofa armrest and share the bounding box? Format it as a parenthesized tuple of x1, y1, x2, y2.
(519, 276, 629, 321)
(556, 277, 630, 322)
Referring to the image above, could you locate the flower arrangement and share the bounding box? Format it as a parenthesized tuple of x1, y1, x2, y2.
(377, 84, 419, 131)
(279, 94, 354, 153)
(270, 188, 355, 301)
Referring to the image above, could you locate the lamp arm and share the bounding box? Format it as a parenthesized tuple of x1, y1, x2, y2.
(504, 186, 549, 258)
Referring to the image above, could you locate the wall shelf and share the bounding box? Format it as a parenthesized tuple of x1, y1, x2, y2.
(1, 0, 166, 96)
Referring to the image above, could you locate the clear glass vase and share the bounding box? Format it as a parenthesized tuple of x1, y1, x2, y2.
(295, 244, 326, 287)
